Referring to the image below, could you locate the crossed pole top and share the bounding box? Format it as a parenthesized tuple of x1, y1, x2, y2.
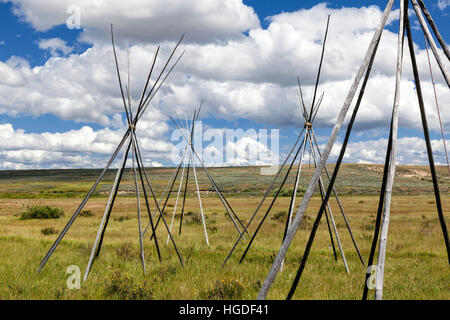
(110, 24, 186, 135)
(170, 99, 204, 149)
(37, 26, 186, 274)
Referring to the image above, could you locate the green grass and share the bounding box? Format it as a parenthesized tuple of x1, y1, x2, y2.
(0, 164, 449, 300)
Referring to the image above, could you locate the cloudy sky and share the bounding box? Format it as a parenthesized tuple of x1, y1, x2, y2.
(0, 0, 449, 169)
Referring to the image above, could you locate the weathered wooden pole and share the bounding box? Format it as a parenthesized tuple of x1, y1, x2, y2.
(423, 34, 450, 174)
(310, 129, 365, 265)
(374, 0, 406, 300)
(179, 152, 191, 235)
(417, 0, 450, 61)
(131, 134, 146, 274)
(222, 127, 307, 267)
(38, 129, 131, 271)
(132, 133, 184, 266)
(308, 134, 349, 273)
(84, 136, 133, 281)
(191, 148, 209, 246)
(258, 0, 395, 299)
(405, 10, 450, 264)
(167, 160, 186, 244)
(411, 0, 450, 88)
(238, 135, 307, 264)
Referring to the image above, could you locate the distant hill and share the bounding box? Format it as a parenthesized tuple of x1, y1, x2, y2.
(0, 163, 448, 198)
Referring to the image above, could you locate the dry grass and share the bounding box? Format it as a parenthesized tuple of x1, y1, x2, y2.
(0, 193, 449, 300)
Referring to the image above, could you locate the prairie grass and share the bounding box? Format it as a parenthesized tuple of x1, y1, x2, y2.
(0, 165, 449, 300)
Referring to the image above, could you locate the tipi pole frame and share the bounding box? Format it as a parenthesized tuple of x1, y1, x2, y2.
(146, 145, 189, 237)
(411, 0, 450, 88)
(171, 116, 247, 236)
(405, 11, 450, 263)
(222, 126, 307, 267)
(190, 147, 246, 237)
(257, 0, 394, 299)
(238, 134, 308, 264)
(84, 136, 133, 281)
(299, 80, 363, 265)
(38, 26, 185, 277)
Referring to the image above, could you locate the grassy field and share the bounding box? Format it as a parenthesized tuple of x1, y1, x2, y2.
(0, 164, 449, 300)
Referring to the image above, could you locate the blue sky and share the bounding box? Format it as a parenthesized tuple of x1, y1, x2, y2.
(0, 0, 449, 169)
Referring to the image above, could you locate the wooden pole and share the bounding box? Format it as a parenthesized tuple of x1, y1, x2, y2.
(222, 126, 306, 267)
(147, 146, 188, 237)
(171, 116, 247, 235)
(309, 15, 330, 121)
(167, 158, 186, 244)
(417, 0, 450, 61)
(310, 129, 364, 265)
(280, 141, 306, 271)
(38, 129, 131, 271)
(179, 152, 191, 235)
(375, 0, 406, 300)
(238, 135, 307, 264)
(111, 24, 131, 125)
(131, 138, 162, 264)
(283, 129, 308, 247)
(308, 134, 349, 273)
(257, 0, 394, 299)
(423, 34, 450, 174)
(131, 133, 146, 273)
(411, 0, 450, 88)
(84, 136, 132, 281)
(191, 148, 209, 246)
(405, 11, 450, 263)
(134, 35, 184, 121)
(132, 134, 184, 266)
(191, 147, 246, 237)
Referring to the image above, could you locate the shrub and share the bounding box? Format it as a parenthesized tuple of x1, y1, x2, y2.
(200, 278, 246, 299)
(279, 187, 306, 197)
(114, 215, 131, 222)
(271, 211, 287, 222)
(79, 209, 94, 217)
(41, 227, 58, 235)
(185, 211, 202, 225)
(114, 242, 137, 261)
(105, 271, 153, 300)
(207, 225, 218, 233)
(20, 205, 64, 220)
(361, 223, 375, 231)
